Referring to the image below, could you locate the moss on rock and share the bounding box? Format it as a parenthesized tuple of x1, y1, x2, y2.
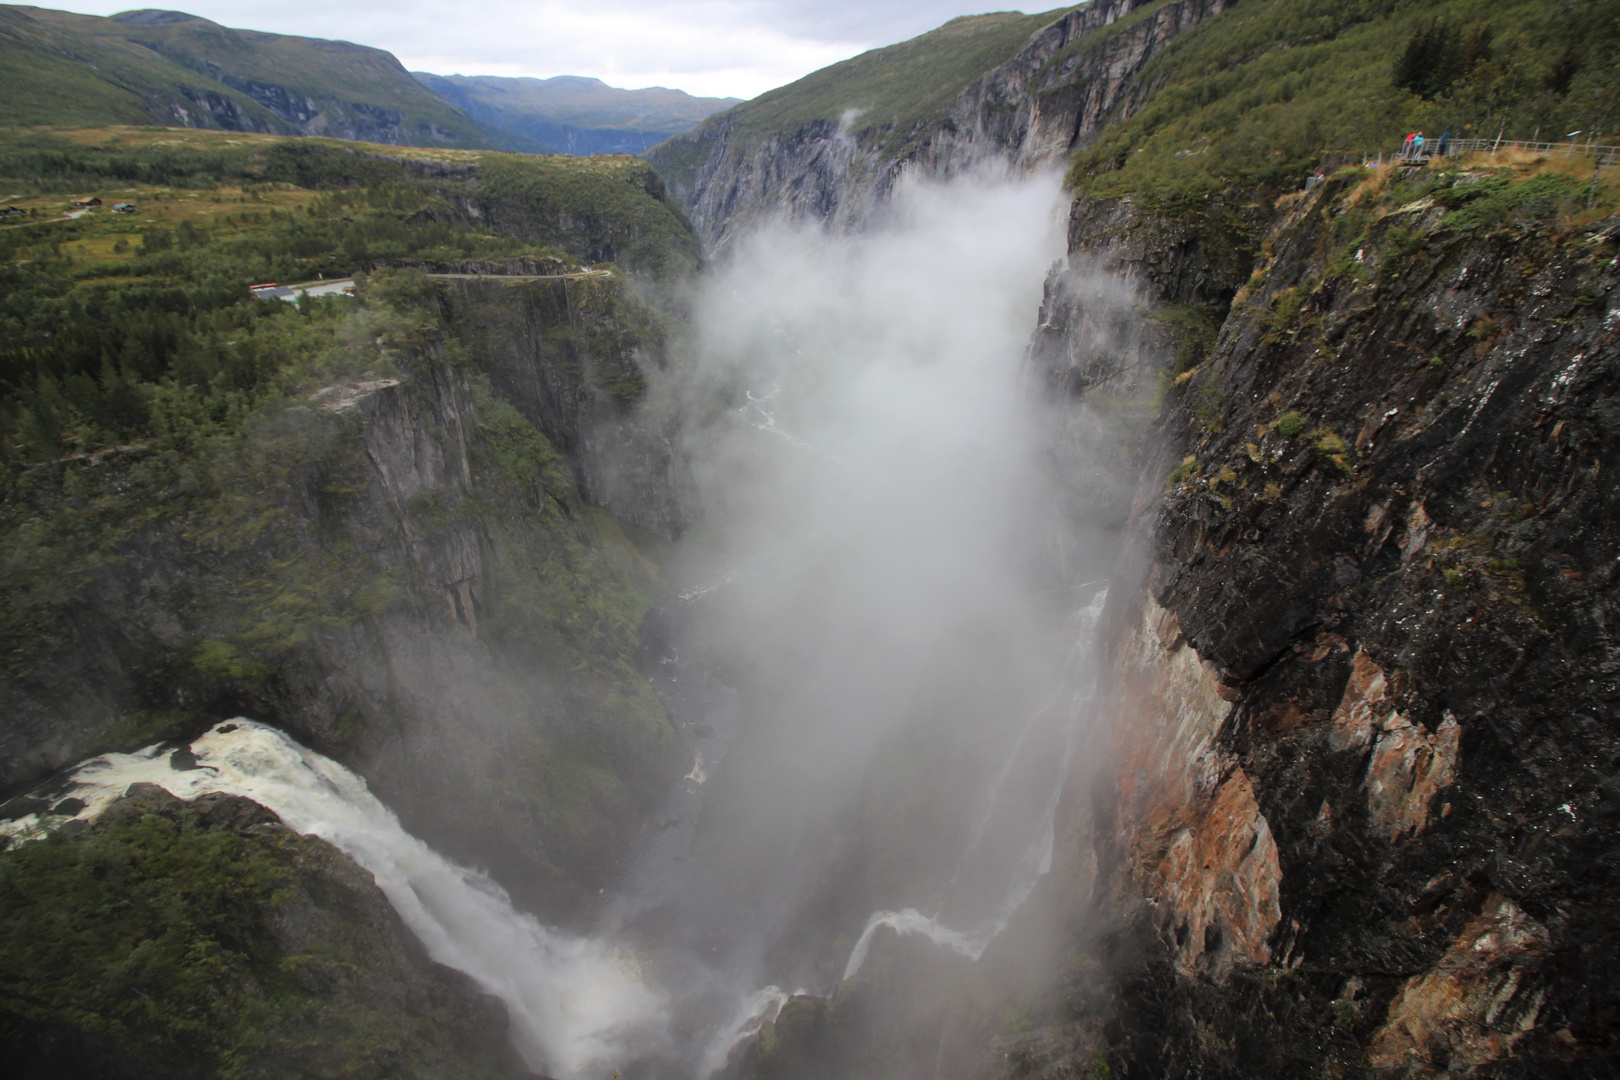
(0, 785, 532, 1079)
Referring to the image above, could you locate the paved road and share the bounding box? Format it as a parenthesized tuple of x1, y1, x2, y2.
(425, 270, 612, 281)
(0, 207, 94, 229)
(259, 269, 611, 302)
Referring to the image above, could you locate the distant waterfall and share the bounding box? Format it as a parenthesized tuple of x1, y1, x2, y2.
(843, 588, 1107, 981)
(0, 721, 666, 1079)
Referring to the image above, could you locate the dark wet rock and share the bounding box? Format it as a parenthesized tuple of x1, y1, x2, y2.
(1067, 175, 1620, 1076)
(189, 788, 283, 829)
(167, 744, 202, 770)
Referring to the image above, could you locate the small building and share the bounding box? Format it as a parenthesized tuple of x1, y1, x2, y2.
(112, 203, 137, 214)
(249, 283, 294, 300)
(73, 198, 103, 208)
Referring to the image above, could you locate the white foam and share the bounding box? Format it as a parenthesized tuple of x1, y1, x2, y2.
(842, 907, 985, 981)
(1, 721, 667, 1078)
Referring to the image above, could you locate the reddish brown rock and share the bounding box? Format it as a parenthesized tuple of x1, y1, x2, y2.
(1153, 767, 1282, 977)
(1365, 710, 1460, 840)
(1369, 893, 1549, 1070)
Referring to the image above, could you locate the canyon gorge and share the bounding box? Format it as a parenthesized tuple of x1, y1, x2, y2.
(2, 1, 1617, 1078)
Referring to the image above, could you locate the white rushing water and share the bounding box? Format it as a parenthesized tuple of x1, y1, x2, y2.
(0, 720, 666, 1078)
(695, 984, 802, 1080)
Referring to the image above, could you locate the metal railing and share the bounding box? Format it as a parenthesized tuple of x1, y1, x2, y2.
(1370, 136, 1620, 168)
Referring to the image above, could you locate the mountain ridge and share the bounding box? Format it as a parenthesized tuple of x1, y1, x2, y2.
(0, 5, 736, 156)
(414, 71, 739, 156)
(645, 0, 1225, 250)
(0, 4, 497, 147)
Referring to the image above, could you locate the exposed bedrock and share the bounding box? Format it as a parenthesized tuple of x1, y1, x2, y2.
(1075, 176, 1620, 1077)
(650, 0, 1233, 250)
(727, 168, 1620, 1080)
(432, 275, 691, 537)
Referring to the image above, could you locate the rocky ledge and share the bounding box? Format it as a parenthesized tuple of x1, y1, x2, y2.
(0, 783, 537, 1079)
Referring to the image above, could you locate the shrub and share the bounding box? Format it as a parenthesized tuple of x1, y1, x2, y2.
(1275, 411, 1307, 437)
(1166, 455, 1200, 487)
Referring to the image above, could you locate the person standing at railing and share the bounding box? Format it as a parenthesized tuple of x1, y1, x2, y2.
(1438, 131, 1451, 157)
(1403, 132, 1416, 158)
(1414, 132, 1425, 158)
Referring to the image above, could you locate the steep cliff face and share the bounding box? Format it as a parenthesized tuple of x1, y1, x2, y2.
(0, 277, 682, 919)
(648, 0, 1232, 249)
(0, 784, 534, 1079)
(722, 159, 1620, 1080)
(434, 274, 691, 537)
(1063, 167, 1620, 1076)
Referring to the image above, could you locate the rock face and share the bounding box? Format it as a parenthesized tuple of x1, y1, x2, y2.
(433, 274, 691, 537)
(0, 280, 682, 920)
(1034, 192, 1265, 395)
(0, 784, 535, 1080)
(648, 0, 1233, 249)
(1068, 171, 1620, 1076)
(1111, 599, 1282, 981)
(644, 0, 1224, 249)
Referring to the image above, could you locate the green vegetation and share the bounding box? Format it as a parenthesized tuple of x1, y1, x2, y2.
(1436, 169, 1586, 230)
(0, 791, 516, 1077)
(0, 130, 688, 885)
(0, 5, 494, 148)
(0, 128, 695, 466)
(1069, 0, 1620, 201)
(1312, 155, 1619, 300)
(1166, 454, 1200, 487)
(734, 9, 1070, 147)
(1393, 20, 1500, 101)
(1149, 302, 1221, 373)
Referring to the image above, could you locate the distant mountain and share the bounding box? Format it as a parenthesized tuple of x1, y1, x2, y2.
(0, 5, 498, 148)
(414, 73, 741, 156)
(645, 7, 1076, 244)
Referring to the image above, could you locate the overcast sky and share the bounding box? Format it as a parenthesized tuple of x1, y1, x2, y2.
(50, 2, 1057, 99)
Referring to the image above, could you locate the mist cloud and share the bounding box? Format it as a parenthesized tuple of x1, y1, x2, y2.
(584, 171, 1127, 1075)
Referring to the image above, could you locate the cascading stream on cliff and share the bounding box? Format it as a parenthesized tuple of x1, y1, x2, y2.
(0, 721, 668, 1079)
(842, 588, 1108, 982)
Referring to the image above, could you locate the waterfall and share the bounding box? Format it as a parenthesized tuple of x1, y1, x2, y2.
(0, 721, 666, 1079)
(633, 168, 1106, 1074)
(842, 588, 1107, 982)
(695, 984, 800, 1079)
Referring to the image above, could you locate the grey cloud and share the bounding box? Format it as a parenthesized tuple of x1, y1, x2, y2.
(53, 0, 1041, 97)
